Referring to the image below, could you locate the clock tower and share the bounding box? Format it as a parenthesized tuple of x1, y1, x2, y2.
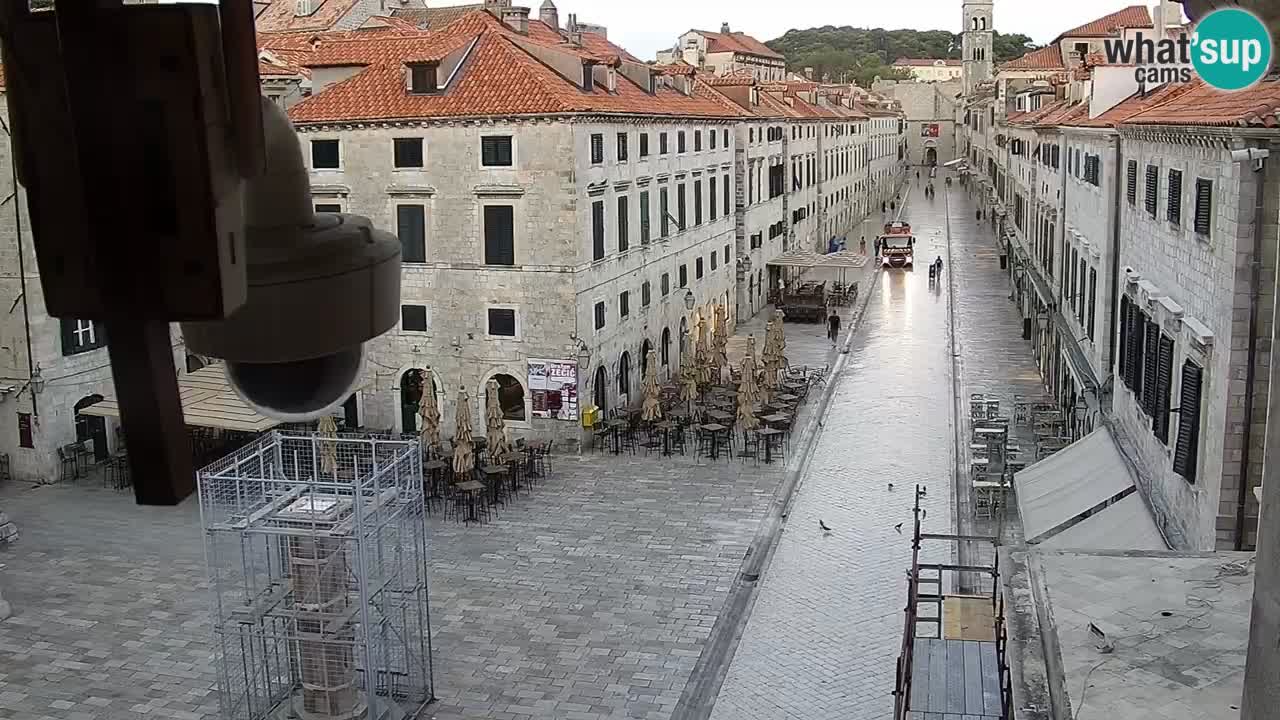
(962, 0, 994, 94)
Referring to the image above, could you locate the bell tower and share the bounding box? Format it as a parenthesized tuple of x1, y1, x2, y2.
(962, 0, 994, 94)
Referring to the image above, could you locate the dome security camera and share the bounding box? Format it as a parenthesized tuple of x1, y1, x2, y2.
(182, 97, 401, 422)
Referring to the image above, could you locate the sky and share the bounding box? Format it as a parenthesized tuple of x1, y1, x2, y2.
(435, 0, 1180, 61)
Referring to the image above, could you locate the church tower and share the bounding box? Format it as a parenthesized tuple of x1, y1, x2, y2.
(962, 0, 994, 94)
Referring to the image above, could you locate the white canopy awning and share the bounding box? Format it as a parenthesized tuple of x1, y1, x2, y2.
(1038, 494, 1167, 550)
(942, 158, 966, 168)
(78, 363, 281, 433)
(768, 249, 824, 268)
(818, 251, 868, 269)
(1015, 427, 1161, 548)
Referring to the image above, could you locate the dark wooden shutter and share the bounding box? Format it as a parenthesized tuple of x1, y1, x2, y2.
(592, 201, 605, 260)
(1153, 334, 1174, 443)
(60, 318, 77, 356)
(639, 191, 650, 244)
(1142, 319, 1160, 416)
(1145, 165, 1158, 216)
(483, 205, 514, 265)
(1126, 304, 1144, 391)
(1173, 360, 1203, 483)
(1167, 170, 1182, 225)
(396, 205, 426, 262)
(1194, 179, 1213, 235)
(1087, 268, 1097, 341)
(1118, 296, 1129, 382)
(617, 195, 629, 252)
(1126, 160, 1137, 205)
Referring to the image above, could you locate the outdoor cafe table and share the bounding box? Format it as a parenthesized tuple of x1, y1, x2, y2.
(757, 427, 784, 464)
(701, 423, 729, 460)
(761, 413, 790, 428)
(655, 420, 676, 456)
(707, 409, 734, 423)
(480, 465, 508, 506)
(455, 480, 486, 523)
(776, 393, 798, 403)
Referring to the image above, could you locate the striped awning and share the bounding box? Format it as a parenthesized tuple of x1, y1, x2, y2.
(767, 249, 824, 268)
(77, 363, 281, 433)
(819, 251, 869, 268)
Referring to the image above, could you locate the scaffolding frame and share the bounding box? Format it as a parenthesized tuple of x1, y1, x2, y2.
(892, 485, 1013, 720)
(198, 430, 435, 720)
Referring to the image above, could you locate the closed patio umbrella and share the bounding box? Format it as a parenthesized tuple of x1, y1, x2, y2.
(641, 349, 663, 422)
(695, 318, 715, 386)
(679, 355, 699, 410)
(713, 305, 729, 380)
(452, 386, 475, 477)
(485, 378, 511, 465)
(737, 335, 761, 433)
(317, 415, 338, 477)
(418, 371, 441, 451)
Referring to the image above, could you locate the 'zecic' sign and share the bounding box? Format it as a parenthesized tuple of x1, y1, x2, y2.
(1102, 8, 1273, 91)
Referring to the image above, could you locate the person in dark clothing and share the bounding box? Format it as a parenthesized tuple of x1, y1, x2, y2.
(935, 256, 944, 275)
(827, 311, 841, 347)
(976, 208, 983, 221)
(882, 201, 887, 213)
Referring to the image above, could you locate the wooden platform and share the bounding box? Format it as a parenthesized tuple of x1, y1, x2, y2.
(907, 638, 1002, 718)
(942, 596, 997, 641)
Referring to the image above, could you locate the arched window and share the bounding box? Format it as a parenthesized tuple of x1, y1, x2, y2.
(980, 17, 987, 30)
(972, 17, 979, 30)
(74, 394, 108, 462)
(492, 373, 526, 421)
(618, 352, 632, 398)
(400, 369, 427, 433)
(661, 328, 671, 366)
(593, 365, 608, 411)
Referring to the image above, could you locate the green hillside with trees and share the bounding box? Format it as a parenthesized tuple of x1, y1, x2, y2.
(765, 27, 1037, 87)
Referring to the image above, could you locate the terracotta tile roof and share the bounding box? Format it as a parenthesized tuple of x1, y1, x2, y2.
(706, 72, 755, 87)
(254, 0, 361, 33)
(1001, 45, 1066, 71)
(1121, 78, 1280, 127)
(893, 58, 962, 67)
(359, 15, 424, 33)
(391, 4, 483, 30)
(1058, 5, 1152, 39)
(287, 16, 750, 124)
(1060, 82, 1190, 128)
(259, 57, 307, 78)
(695, 29, 785, 60)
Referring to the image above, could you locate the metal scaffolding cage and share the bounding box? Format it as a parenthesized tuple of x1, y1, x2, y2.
(198, 430, 434, 720)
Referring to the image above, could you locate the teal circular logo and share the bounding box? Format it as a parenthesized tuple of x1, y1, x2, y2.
(1191, 8, 1273, 91)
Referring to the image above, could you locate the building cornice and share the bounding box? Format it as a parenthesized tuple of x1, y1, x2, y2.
(293, 113, 744, 133)
(1117, 125, 1275, 148)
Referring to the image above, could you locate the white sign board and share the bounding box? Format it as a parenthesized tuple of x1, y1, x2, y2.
(528, 359, 578, 421)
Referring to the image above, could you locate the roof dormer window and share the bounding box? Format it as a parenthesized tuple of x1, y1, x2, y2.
(295, 0, 316, 17)
(582, 62, 596, 91)
(408, 63, 439, 94)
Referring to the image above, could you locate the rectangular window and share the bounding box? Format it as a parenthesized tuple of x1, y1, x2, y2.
(1145, 164, 1159, 216)
(311, 139, 339, 169)
(1174, 360, 1203, 483)
(594, 301, 606, 331)
(695, 257, 704, 280)
(1118, 295, 1130, 385)
(639, 191, 651, 245)
(17, 412, 32, 449)
(487, 308, 516, 337)
(1126, 160, 1138, 205)
(1167, 169, 1182, 225)
(709, 176, 717, 221)
(393, 137, 424, 168)
(483, 205, 514, 266)
(1194, 179, 1213, 235)
(677, 183, 687, 230)
(397, 205, 427, 263)
(1087, 268, 1097, 342)
(678, 131, 686, 153)
(401, 304, 428, 332)
(661, 273, 670, 296)
(709, 129, 717, 149)
(693, 180, 703, 226)
(619, 291, 630, 319)
(1153, 333, 1174, 444)
(660, 188, 670, 238)
(659, 132, 669, 154)
(617, 195, 629, 252)
(592, 200, 605, 261)
(639, 133, 650, 157)
(641, 281, 651, 307)
(61, 318, 106, 355)
(617, 132, 629, 162)
(694, 131, 702, 152)
(723, 174, 730, 216)
(678, 264, 688, 287)
(314, 203, 342, 213)
(408, 63, 437, 93)
(481, 136, 513, 167)
(724, 244, 731, 264)
(1142, 318, 1160, 417)
(590, 134, 604, 164)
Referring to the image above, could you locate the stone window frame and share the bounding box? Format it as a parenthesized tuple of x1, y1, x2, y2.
(485, 304, 520, 339)
(399, 304, 431, 334)
(593, 299, 607, 333)
(309, 137, 343, 171)
(479, 200, 518, 267)
(314, 199, 345, 214)
(392, 136, 426, 170)
(479, 134, 516, 169)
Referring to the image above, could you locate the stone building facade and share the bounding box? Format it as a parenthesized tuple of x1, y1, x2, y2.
(892, 59, 963, 84)
(656, 26, 787, 83)
(874, 79, 960, 167)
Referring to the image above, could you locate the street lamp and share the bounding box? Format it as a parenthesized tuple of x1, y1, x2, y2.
(739, 256, 753, 274)
(683, 289, 696, 311)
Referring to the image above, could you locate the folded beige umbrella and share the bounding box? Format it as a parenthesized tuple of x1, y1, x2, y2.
(641, 349, 663, 422)
(485, 378, 512, 465)
(452, 387, 475, 477)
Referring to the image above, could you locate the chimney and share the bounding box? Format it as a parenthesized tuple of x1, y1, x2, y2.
(483, 0, 511, 16)
(566, 13, 582, 46)
(721, 22, 731, 34)
(539, 0, 559, 30)
(502, 6, 530, 34)
(803, 67, 813, 80)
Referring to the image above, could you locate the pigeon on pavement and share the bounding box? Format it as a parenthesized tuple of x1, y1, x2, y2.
(894, 522, 903, 534)
(819, 519, 832, 532)
(887, 483, 894, 491)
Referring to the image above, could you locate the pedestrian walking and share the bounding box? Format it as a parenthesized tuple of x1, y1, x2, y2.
(827, 310, 841, 347)
(860, 236, 867, 255)
(882, 201, 887, 213)
(890, 201, 896, 212)
(935, 256, 944, 276)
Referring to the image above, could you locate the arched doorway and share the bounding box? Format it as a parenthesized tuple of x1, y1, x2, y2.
(491, 373, 526, 421)
(661, 328, 671, 369)
(74, 394, 109, 462)
(925, 147, 938, 166)
(640, 340, 653, 378)
(618, 352, 632, 401)
(185, 354, 206, 374)
(400, 369, 427, 434)
(593, 365, 608, 412)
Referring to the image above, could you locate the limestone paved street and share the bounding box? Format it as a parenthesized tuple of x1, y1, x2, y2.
(705, 180, 1040, 720)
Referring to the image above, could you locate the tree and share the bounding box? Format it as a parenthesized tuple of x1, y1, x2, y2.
(766, 26, 1038, 87)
